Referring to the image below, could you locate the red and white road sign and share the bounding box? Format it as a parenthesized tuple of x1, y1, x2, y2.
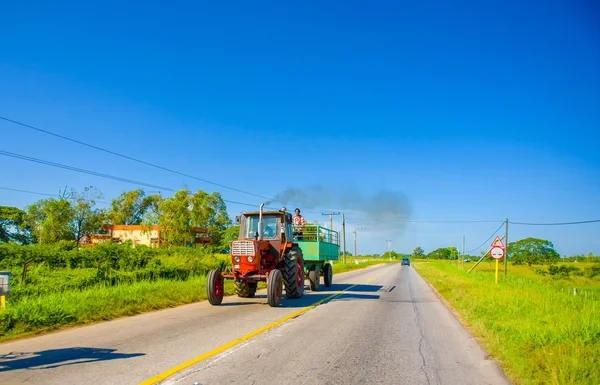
(490, 246, 505, 259)
(491, 236, 504, 248)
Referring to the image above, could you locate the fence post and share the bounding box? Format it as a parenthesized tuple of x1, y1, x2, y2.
(22, 259, 34, 284)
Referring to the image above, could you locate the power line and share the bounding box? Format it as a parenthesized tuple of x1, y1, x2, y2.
(0, 186, 111, 204)
(0, 186, 58, 198)
(0, 116, 278, 202)
(1, 150, 175, 191)
(465, 222, 505, 254)
(509, 219, 600, 226)
(346, 217, 500, 224)
(0, 151, 261, 209)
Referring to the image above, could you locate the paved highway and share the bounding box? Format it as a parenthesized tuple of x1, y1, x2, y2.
(0, 263, 510, 385)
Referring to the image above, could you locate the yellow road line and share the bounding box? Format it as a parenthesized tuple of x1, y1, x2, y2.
(139, 284, 357, 385)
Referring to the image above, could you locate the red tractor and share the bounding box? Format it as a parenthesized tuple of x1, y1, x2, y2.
(206, 204, 304, 307)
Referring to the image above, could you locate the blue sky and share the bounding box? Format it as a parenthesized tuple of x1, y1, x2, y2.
(1, 1, 599, 255)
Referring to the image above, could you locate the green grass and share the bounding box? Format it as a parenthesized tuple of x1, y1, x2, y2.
(0, 257, 388, 342)
(0, 277, 237, 342)
(413, 261, 600, 385)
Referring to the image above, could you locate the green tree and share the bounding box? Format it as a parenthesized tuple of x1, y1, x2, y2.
(412, 246, 425, 259)
(142, 194, 163, 225)
(158, 189, 230, 248)
(70, 187, 105, 243)
(188, 190, 230, 246)
(382, 250, 398, 259)
(508, 238, 560, 266)
(447, 246, 459, 260)
(0, 206, 31, 243)
(427, 247, 452, 260)
(219, 225, 240, 253)
(26, 197, 75, 244)
(25, 186, 105, 244)
(108, 189, 158, 225)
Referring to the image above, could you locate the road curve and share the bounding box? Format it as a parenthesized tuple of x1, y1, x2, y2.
(0, 263, 510, 385)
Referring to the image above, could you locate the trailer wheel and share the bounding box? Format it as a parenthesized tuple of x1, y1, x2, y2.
(235, 280, 256, 298)
(267, 269, 283, 307)
(323, 263, 332, 287)
(207, 270, 224, 305)
(308, 265, 320, 291)
(283, 245, 304, 299)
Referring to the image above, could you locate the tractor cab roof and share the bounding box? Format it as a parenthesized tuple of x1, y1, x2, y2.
(241, 210, 285, 216)
(237, 210, 292, 225)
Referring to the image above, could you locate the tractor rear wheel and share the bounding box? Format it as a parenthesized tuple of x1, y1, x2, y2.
(207, 270, 224, 305)
(267, 269, 283, 307)
(308, 265, 320, 291)
(283, 246, 304, 299)
(235, 279, 257, 298)
(323, 263, 332, 287)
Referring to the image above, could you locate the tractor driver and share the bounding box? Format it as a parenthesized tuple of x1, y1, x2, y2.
(262, 216, 277, 238)
(292, 208, 305, 240)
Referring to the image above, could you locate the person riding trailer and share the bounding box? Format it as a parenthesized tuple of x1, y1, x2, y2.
(292, 208, 305, 240)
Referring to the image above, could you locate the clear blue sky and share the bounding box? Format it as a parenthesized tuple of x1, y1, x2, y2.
(1, 1, 599, 255)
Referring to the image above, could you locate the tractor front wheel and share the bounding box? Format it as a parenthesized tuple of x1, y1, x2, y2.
(267, 269, 283, 307)
(323, 263, 332, 287)
(308, 265, 320, 291)
(207, 270, 224, 305)
(235, 279, 257, 298)
(284, 246, 304, 299)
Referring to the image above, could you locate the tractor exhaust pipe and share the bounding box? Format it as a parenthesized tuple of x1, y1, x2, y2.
(258, 203, 265, 241)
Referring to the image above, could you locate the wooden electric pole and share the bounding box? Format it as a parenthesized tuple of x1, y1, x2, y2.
(353, 228, 357, 258)
(342, 213, 346, 264)
(504, 218, 508, 276)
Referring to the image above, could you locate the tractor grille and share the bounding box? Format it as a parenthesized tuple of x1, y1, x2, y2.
(232, 240, 255, 256)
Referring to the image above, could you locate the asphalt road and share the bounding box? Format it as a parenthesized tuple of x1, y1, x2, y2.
(0, 263, 511, 385)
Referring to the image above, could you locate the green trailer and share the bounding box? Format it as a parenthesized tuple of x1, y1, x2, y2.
(294, 225, 339, 291)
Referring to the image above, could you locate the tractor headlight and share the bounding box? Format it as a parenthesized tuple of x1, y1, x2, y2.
(234, 256, 241, 263)
(247, 256, 254, 263)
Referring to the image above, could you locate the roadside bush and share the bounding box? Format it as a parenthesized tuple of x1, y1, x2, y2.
(585, 265, 600, 279)
(548, 265, 580, 278)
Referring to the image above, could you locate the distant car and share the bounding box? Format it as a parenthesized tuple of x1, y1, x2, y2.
(463, 258, 471, 263)
(401, 258, 410, 266)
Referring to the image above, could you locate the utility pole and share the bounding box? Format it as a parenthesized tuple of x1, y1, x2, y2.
(353, 229, 357, 259)
(386, 240, 392, 262)
(504, 218, 508, 276)
(462, 235, 465, 269)
(352, 227, 366, 262)
(322, 212, 340, 231)
(342, 214, 347, 264)
(322, 212, 340, 243)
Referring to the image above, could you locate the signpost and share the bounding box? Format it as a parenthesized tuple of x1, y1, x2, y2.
(489, 236, 505, 284)
(0, 272, 11, 309)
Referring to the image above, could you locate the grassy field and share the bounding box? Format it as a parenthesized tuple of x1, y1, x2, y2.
(413, 260, 600, 385)
(0, 257, 386, 342)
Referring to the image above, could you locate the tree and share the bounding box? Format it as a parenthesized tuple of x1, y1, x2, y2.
(0, 206, 31, 244)
(508, 238, 560, 266)
(141, 194, 163, 225)
(412, 246, 425, 259)
(447, 246, 459, 260)
(158, 189, 230, 248)
(24, 186, 105, 244)
(69, 187, 105, 243)
(382, 250, 399, 260)
(188, 190, 230, 246)
(427, 247, 451, 260)
(218, 225, 240, 253)
(108, 189, 158, 225)
(26, 197, 75, 244)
